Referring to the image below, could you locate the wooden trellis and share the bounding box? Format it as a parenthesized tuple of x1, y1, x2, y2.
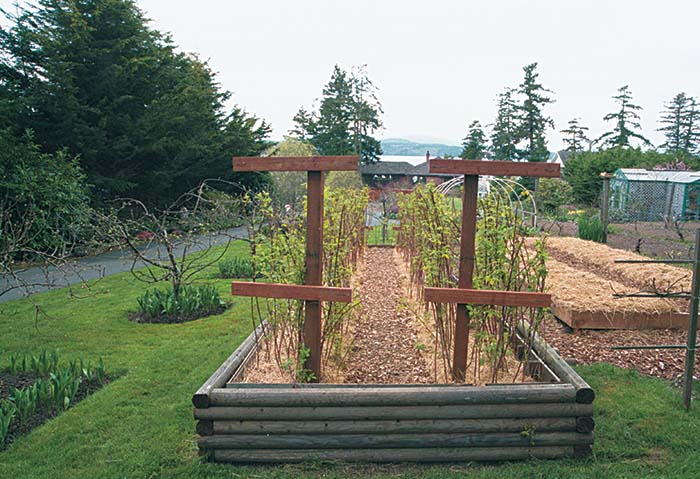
(424, 159, 561, 381)
(230, 155, 358, 381)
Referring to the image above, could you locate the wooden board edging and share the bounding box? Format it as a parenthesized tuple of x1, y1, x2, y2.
(194, 402, 594, 421)
(198, 431, 593, 450)
(192, 323, 265, 409)
(516, 321, 595, 404)
(552, 305, 688, 330)
(208, 383, 576, 407)
(211, 445, 576, 462)
(196, 417, 578, 436)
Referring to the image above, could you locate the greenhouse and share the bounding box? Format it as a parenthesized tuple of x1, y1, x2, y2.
(610, 168, 700, 221)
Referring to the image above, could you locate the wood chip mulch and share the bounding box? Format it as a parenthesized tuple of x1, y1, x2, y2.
(544, 315, 699, 384)
(344, 248, 432, 384)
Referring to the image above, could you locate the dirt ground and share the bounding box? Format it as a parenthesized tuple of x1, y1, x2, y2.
(543, 315, 696, 384)
(541, 219, 700, 260)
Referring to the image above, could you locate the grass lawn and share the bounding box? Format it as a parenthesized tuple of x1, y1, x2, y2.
(1, 240, 700, 478)
(367, 225, 398, 246)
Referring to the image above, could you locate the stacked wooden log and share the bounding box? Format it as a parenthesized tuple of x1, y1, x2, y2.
(193, 325, 595, 463)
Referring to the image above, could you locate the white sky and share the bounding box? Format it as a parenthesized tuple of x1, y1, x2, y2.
(4, 0, 700, 150)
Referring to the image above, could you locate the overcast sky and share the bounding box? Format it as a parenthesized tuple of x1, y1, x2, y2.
(5, 0, 700, 150)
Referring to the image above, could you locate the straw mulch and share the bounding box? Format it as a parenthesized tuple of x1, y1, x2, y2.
(545, 236, 692, 296)
(545, 256, 681, 316)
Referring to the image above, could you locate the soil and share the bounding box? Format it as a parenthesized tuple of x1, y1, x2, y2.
(0, 371, 38, 400)
(128, 304, 227, 324)
(0, 371, 111, 451)
(541, 219, 700, 260)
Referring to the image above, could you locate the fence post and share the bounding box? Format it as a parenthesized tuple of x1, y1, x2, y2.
(664, 182, 676, 228)
(684, 228, 700, 410)
(600, 173, 613, 244)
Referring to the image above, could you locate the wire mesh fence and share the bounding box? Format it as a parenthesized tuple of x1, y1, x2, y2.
(610, 179, 698, 223)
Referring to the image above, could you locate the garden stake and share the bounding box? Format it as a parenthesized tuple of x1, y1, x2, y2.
(611, 228, 700, 410)
(683, 228, 700, 410)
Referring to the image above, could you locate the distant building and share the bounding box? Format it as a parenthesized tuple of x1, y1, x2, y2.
(547, 150, 573, 169)
(359, 160, 457, 188)
(610, 168, 700, 221)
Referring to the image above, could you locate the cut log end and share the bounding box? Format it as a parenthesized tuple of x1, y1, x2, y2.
(575, 388, 596, 404)
(576, 417, 595, 433)
(573, 444, 593, 459)
(192, 394, 210, 409)
(196, 420, 214, 436)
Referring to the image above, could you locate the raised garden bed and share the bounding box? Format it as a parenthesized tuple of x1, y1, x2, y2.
(193, 320, 595, 463)
(537, 237, 690, 330)
(195, 159, 595, 463)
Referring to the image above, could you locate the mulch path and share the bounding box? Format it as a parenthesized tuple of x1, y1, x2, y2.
(344, 248, 432, 384)
(544, 316, 696, 383)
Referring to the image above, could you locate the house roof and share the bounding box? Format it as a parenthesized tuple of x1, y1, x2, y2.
(360, 161, 415, 176)
(616, 168, 700, 184)
(360, 160, 459, 178)
(411, 161, 456, 177)
(558, 150, 573, 163)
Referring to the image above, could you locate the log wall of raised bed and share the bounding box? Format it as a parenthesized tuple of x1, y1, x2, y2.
(193, 323, 595, 463)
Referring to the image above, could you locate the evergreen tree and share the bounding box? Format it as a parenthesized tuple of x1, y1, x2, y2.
(597, 85, 651, 149)
(490, 88, 519, 161)
(516, 62, 554, 163)
(460, 120, 487, 159)
(683, 97, 700, 156)
(658, 92, 700, 162)
(350, 65, 384, 164)
(659, 93, 689, 159)
(560, 118, 590, 152)
(290, 65, 383, 165)
(0, 0, 269, 204)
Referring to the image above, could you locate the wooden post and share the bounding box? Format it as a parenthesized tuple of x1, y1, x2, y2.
(683, 228, 700, 410)
(600, 172, 612, 244)
(665, 182, 677, 228)
(428, 159, 560, 382)
(231, 156, 358, 383)
(304, 171, 324, 380)
(453, 175, 478, 381)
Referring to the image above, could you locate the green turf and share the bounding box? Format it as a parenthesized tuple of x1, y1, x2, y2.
(1, 240, 700, 478)
(366, 225, 398, 246)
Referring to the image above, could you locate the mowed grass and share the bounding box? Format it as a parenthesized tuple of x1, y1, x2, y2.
(1, 241, 700, 478)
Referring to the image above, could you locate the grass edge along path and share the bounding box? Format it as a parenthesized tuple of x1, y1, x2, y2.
(0, 241, 699, 478)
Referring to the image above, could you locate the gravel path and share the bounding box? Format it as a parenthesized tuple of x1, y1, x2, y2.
(344, 248, 432, 384)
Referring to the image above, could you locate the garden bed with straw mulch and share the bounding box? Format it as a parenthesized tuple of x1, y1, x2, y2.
(531, 237, 690, 330)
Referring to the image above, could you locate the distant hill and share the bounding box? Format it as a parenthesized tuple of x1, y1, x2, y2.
(381, 138, 462, 157)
